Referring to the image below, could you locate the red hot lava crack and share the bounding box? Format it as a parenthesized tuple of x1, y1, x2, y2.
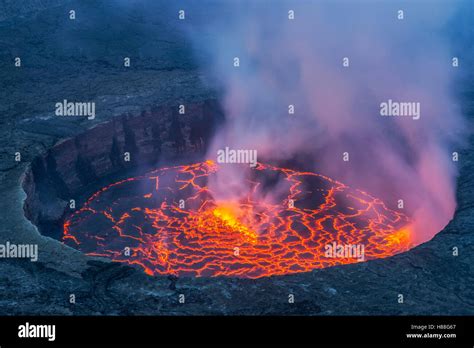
(63, 161, 413, 278)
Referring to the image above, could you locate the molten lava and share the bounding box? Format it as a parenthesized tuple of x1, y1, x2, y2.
(212, 203, 258, 243)
(63, 161, 413, 278)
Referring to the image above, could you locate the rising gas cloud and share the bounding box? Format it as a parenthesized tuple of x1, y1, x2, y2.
(180, 0, 470, 244)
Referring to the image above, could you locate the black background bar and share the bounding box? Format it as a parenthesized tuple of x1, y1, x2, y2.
(0, 316, 472, 346)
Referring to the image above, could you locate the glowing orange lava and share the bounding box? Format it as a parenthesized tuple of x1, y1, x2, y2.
(63, 161, 413, 278)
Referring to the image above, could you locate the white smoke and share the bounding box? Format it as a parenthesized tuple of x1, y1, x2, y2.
(181, 0, 470, 244)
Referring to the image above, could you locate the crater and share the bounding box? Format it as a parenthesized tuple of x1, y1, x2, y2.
(22, 99, 415, 279)
(22, 100, 224, 241)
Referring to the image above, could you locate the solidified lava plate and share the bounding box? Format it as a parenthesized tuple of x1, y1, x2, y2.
(63, 161, 413, 278)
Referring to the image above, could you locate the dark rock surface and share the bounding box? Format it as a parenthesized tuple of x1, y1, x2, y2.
(0, 0, 472, 315)
(0, 0, 64, 22)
